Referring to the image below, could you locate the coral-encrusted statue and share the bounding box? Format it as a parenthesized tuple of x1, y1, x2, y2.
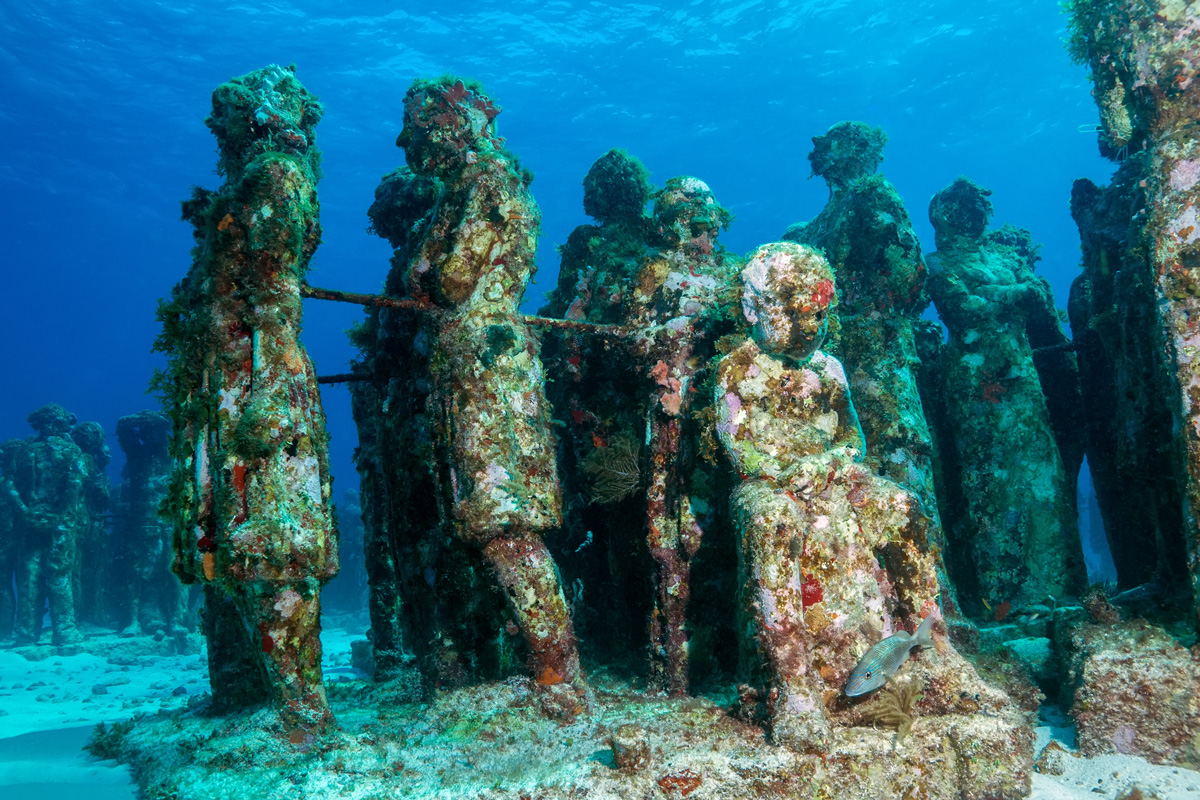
(11, 404, 86, 645)
(70, 420, 111, 627)
(623, 176, 736, 694)
(156, 65, 337, 733)
(782, 122, 957, 615)
(397, 77, 584, 713)
(716, 242, 938, 748)
(116, 411, 188, 637)
(926, 178, 1084, 613)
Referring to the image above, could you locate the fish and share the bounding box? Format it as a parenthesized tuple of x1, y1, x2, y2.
(844, 615, 936, 697)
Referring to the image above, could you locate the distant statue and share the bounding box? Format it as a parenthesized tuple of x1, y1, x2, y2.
(116, 411, 187, 636)
(715, 243, 941, 749)
(398, 77, 584, 715)
(0, 439, 28, 642)
(11, 404, 86, 645)
(925, 178, 1085, 613)
(70, 420, 111, 627)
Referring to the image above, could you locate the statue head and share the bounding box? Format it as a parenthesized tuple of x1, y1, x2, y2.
(808, 121, 887, 192)
(583, 149, 653, 226)
(653, 177, 732, 255)
(116, 412, 172, 461)
(740, 242, 836, 364)
(71, 421, 111, 468)
(206, 64, 322, 178)
(397, 77, 501, 178)
(27, 404, 78, 440)
(929, 177, 993, 250)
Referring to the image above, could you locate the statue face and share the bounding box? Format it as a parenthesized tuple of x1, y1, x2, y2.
(740, 242, 836, 364)
(398, 82, 498, 178)
(654, 177, 728, 253)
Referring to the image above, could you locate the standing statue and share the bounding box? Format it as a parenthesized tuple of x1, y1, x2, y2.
(926, 178, 1084, 613)
(0, 439, 28, 642)
(116, 411, 188, 636)
(622, 177, 736, 694)
(397, 77, 584, 714)
(10, 404, 86, 645)
(783, 122, 956, 615)
(155, 65, 337, 734)
(70, 420, 111, 627)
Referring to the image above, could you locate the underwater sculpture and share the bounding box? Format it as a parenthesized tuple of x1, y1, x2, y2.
(782, 121, 956, 615)
(538, 149, 662, 667)
(115, 411, 188, 636)
(353, 163, 518, 691)
(622, 176, 736, 694)
(9, 404, 86, 645)
(0, 439, 26, 641)
(715, 243, 1029, 781)
(70, 419, 111, 627)
(926, 178, 1085, 613)
(1067, 0, 1200, 628)
(395, 77, 584, 711)
(716, 241, 937, 747)
(155, 65, 338, 733)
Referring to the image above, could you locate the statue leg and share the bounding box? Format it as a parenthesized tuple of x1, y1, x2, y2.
(47, 525, 82, 645)
(482, 534, 584, 717)
(733, 481, 831, 751)
(232, 582, 334, 736)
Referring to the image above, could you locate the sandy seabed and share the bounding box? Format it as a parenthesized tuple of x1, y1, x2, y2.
(1, 627, 1196, 800)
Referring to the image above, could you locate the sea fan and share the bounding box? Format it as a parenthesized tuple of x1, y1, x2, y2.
(581, 433, 641, 504)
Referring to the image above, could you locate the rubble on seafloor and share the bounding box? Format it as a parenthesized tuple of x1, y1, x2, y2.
(101, 665, 1034, 800)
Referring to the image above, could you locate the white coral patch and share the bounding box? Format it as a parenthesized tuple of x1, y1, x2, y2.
(274, 588, 303, 618)
(1169, 204, 1200, 245)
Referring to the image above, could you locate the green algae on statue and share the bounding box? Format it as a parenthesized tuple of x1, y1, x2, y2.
(715, 244, 1031, 794)
(116, 411, 189, 637)
(1067, 0, 1200, 632)
(352, 163, 521, 692)
(782, 122, 959, 616)
(926, 178, 1085, 614)
(396, 77, 584, 713)
(154, 64, 337, 734)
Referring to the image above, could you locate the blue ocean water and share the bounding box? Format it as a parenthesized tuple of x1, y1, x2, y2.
(0, 0, 1111, 497)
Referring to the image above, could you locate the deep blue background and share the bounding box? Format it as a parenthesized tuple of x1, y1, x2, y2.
(0, 1, 1112, 494)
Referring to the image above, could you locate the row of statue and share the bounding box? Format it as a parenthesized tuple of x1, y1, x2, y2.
(0, 407, 185, 645)
(151, 56, 1196, 763)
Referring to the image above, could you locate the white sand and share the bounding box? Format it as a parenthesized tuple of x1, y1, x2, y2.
(2, 628, 1196, 799)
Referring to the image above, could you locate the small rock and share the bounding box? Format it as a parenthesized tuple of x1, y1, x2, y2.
(35, 693, 53, 702)
(610, 723, 650, 771)
(92, 684, 108, 695)
(172, 686, 188, 697)
(1035, 740, 1078, 776)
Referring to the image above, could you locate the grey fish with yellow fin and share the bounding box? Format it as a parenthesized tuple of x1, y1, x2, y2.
(845, 615, 936, 696)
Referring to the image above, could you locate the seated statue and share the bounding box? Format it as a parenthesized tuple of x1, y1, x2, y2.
(716, 242, 985, 751)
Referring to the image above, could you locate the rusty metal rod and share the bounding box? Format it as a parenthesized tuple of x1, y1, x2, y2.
(301, 283, 630, 338)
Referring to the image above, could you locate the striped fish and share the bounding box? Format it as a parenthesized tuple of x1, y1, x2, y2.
(844, 615, 936, 696)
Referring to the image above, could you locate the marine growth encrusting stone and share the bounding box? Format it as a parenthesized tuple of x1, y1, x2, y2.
(154, 64, 338, 735)
(1068, 0, 1200, 632)
(926, 178, 1085, 615)
(783, 121, 958, 617)
(715, 243, 1031, 796)
(395, 77, 585, 716)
